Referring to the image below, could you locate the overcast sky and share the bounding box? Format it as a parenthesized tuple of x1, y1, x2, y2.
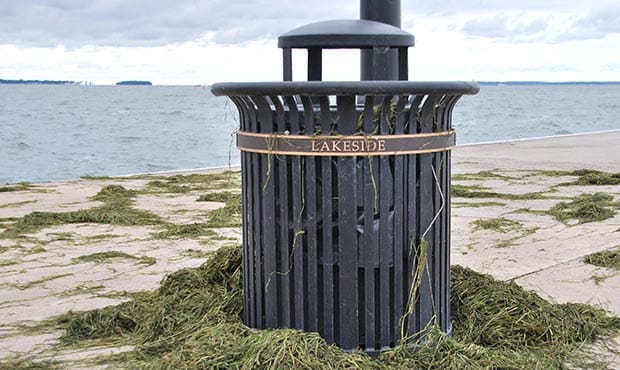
(1, 0, 619, 85)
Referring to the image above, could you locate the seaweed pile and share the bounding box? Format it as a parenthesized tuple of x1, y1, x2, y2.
(58, 244, 620, 369)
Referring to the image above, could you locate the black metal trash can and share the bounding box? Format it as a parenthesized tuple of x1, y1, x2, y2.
(211, 81, 478, 353)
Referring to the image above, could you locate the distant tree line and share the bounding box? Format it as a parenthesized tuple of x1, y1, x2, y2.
(0, 79, 77, 85)
(478, 81, 620, 86)
(116, 81, 152, 86)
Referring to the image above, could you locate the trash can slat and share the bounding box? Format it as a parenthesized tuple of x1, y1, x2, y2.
(316, 96, 335, 340)
(336, 95, 359, 346)
(252, 153, 263, 328)
(306, 157, 319, 331)
(392, 95, 408, 341)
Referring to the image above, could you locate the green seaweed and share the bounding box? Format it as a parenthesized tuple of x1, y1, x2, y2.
(0, 185, 165, 239)
(72, 251, 155, 266)
(142, 172, 241, 194)
(525, 170, 572, 177)
(197, 191, 240, 204)
(452, 201, 506, 208)
(0, 180, 241, 242)
(452, 170, 517, 182)
(0, 259, 20, 267)
(0, 206, 163, 239)
(470, 217, 538, 248)
(44, 232, 75, 243)
(494, 239, 516, 249)
(167, 172, 237, 184)
(584, 248, 620, 271)
(563, 170, 620, 186)
(145, 180, 191, 194)
(201, 192, 242, 228)
(54, 244, 620, 369)
(58, 308, 139, 341)
(0, 358, 62, 369)
(547, 193, 619, 224)
(511, 208, 549, 216)
(0, 200, 37, 209)
(471, 217, 523, 233)
(452, 169, 620, 203)
(60, 284, 107, 297)
(154, 223, 216, 239)
(5, 168, 620, 368)
(181, 248, 213, 258)
(91, 184, 136, 205)
(80, 175, 115, 180)
(12, 273, 73, 290)
(84, 234, 121, 241)
(0, 182, 32, 192)
(450, 266, 619, 364)
(22, 245, 46, 255)
(452, 184, 548, 200)
(528, 169, 620, 185)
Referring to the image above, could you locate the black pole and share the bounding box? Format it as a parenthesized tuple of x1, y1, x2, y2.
(360, 0, 401, 80)
(360, 0, 401, 26)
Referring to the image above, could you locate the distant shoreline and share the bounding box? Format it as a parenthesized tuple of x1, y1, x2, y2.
(1, 79, 620, 86)
(0, 79, 78, 85)
(0, 79, 152, 86)
(477, 81, 620, 86)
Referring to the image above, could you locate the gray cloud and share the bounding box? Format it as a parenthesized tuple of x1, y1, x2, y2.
(0, 0, 355, 47)
(461, 14, 548, 42)
(460, 5, 620, 43)
(2, 1, 619, 48)
(403, 0, 616, 14)
(462, 15, 512, 39)
(563, 6, 620, 40)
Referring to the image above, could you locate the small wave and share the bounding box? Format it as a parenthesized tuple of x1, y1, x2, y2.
(118, 136, 141, 143)
(146, 163, 174, 171)
(14, 141, 30, 149)
(160, 110, 183, 116)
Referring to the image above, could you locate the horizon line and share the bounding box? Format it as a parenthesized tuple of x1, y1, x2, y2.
(2, 79, 620, 86)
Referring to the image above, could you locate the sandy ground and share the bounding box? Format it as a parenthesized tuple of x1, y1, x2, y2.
(0, 131, 619, 368)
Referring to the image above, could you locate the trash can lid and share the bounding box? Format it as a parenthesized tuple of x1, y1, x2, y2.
(278, 19, 414, 49)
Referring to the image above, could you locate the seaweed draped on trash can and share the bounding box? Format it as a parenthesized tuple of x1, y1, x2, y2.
(210, 81, 478, 354)
(211, 0, 478, 355)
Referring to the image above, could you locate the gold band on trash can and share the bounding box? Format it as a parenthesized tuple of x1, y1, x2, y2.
(236, 130, 456, 156)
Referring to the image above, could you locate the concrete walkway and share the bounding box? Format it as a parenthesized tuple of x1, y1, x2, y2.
(454, 130, 620, 173)
(452, 130, 620, 314)
(0, 131, 619, 367)
(451, 131, 620, 367)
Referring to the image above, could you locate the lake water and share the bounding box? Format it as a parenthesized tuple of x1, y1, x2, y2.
(1, 84, 619, 184)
